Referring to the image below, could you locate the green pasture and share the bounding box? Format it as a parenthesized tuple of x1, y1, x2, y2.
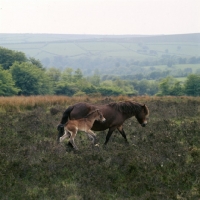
(174, 63, 200, 71)
(142, 64, 200, 72)
(42, 43, 87, 57)
(0, 33, 200, 77)
(175, 77, 187, 82)
(147, 42, 200, 56)
(1, 33, 199, 62)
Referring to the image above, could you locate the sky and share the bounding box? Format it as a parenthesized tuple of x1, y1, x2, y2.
(0, 0, 200, 35)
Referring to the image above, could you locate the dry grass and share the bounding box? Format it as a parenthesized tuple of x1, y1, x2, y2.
(0, 95, 200, 113)
(0, 95, 94, 112)
(0, 95, 131, 112)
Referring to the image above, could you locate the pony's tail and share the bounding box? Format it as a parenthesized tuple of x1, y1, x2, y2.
(57, 105, 74, 142)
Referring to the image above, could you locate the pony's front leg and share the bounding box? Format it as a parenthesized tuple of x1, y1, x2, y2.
(104, 127, 116, 145)
(117, 125, 128, 143)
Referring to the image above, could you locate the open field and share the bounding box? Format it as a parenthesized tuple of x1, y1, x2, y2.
(1, 33, 200, 61)
(1, 33, 200, 77)
(141, 64, 200, 74)
(0, 95, 200, 199)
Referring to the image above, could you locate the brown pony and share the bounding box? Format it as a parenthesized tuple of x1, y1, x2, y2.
(59, 109, 106, 149)
(57, 101, 149, 145)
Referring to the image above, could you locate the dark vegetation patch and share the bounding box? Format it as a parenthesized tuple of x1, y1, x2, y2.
(0, 97, 200, 199)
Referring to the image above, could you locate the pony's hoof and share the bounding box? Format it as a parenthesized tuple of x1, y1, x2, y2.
(125, 140, 129, 145)
(94, 143, 99, 147)
(67, 142, 74, 148)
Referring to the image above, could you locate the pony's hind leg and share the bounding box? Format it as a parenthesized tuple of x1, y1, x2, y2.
(57, 125, 65, 142)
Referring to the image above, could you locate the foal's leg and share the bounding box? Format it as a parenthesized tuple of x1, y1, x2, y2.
(117, 125, 128, 143)
(59, 130, 70, 142)
(69, 130, 78, 150)
(86, 129, 97, 145)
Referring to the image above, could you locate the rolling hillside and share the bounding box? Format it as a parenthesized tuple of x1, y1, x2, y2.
(0, 33, 200, 76)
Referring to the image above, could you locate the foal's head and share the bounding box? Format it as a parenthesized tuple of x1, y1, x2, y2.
(95, 109, 106, 122)
(135, 104, 149, 127)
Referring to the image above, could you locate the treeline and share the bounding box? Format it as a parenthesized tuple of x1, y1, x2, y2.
(0, 46, 200, 96)
(44, 54, 200, 77)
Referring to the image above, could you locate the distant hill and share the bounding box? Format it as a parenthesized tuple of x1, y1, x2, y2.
(0, 33, 200, 76)
(1, 33, 200, 44)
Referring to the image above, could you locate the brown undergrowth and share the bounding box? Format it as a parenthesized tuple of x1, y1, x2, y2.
(0, 96, 200, 199)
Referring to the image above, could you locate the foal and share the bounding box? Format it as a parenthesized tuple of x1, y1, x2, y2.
(59, 109, 106, 149)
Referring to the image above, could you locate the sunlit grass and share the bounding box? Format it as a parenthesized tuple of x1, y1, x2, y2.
(0, 95, 200, 113)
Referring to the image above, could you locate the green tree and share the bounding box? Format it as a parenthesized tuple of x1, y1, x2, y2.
(170, 81, 184, 96)
(46, 67, 61, 92)
(61, 68, 73, 82)
(82, 85, 97, 94)
(113, 78, 137, 96)
(157, 76, 183, 96)
(55, 82, 78, 96)
(29, 57, 44, 70)
(137, 79, 149, 95)
(10, 62, 53, 95)
(99, 80, 124, 96)
(97, 86, 122, 96)
(0, 66, 19, 96)
(130, 79, 158, 95)
(46, 67, 61, 82)
(89, 69, 100, 86)
(0, 47, 27, 70)
(55, 68, 83, 96)
(145, 81, 159, 95)
(74, 68, 83, 82)
(184, 74, 200, 96)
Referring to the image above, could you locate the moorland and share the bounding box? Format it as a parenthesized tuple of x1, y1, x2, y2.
(0, 95, 200, 199)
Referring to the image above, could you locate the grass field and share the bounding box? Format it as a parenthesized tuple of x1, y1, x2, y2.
(0, 95, 200, 199)
(0, 33, 200, 77)
(142, 64, 200, 72)
(1, 33, 200, 61)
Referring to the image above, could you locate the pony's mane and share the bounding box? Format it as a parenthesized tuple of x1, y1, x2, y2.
(108, 101, 149, 115)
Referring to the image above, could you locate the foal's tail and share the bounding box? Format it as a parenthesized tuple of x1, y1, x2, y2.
(57, 105, 74, 142)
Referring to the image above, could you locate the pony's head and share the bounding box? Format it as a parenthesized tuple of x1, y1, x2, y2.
(96, 109, 106, 122)
(135, 104, 149, 127)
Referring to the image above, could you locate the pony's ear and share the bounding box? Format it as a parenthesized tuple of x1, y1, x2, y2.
(143, 104, 149, 115)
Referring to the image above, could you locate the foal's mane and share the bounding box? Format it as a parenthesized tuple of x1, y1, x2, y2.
(84, 109, 99, 118)
(108, 101, 149, 115)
